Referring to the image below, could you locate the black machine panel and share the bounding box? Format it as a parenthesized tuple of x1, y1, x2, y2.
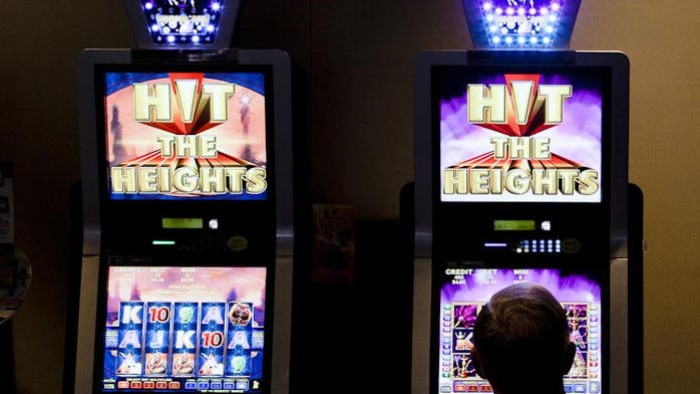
(75, 49, 294, 394)
(412, 50, 631, 394)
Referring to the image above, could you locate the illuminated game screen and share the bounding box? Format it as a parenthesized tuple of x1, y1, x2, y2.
(437, 68, 605, 203)
(103, 70, 269, 201)
(100, 266, 268, 393)
(437, 268, 602, 394)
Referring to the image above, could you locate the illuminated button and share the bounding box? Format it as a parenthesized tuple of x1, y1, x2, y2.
(236, 380, 250, 390)
(185, 382, 197, 389)
(156, 381, 168, 389)
(453, 382, 468, 392)
(480, 384, 493, 392)
(168, 382, 181, 389)
(143, 381, 155, 389)
(227, 235, 249, 252)
(117, 381, 129, 389)
(130, 382, 143, 389)
(211, 382, 223, 390)
(574, 383, 586, 392)
(198, 382, 210, 390)
(223, 382, 236, 390)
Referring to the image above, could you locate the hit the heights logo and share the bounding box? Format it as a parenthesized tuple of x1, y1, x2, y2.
(443, 74, 599, 199)
(109, 73, 267, 198)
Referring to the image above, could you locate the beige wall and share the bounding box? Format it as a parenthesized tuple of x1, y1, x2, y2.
(2, 0, 698, 392)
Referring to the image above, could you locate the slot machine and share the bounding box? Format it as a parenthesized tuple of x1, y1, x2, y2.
(411, 1, 643, 394)
(70, 1, 294, 393)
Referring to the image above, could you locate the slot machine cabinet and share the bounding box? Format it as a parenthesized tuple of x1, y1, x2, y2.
(411, 2, 642, 394)
(70, 2, 294, 394)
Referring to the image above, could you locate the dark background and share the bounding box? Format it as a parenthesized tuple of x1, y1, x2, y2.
(1, 0, 699, 393)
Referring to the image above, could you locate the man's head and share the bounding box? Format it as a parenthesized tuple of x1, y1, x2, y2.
(472, 283, 575, 393)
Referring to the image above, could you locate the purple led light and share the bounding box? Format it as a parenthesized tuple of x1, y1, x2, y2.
(207, 24, 215, 32)
(167, 35, 176, 43)
(483, 2, 492, 11)
(506, 7, 514, 15)
(192, 35, 201, 43)
(144, 2, 154, 10)
(151, 23, 160, 32)
(552, 2, 561, 12)
(211, 2, 221, 11)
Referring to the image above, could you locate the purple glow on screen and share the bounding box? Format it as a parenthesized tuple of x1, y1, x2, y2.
(437, 268, 603, 393)
(441, 269, 600, 305)
(438, 70, 605, 203)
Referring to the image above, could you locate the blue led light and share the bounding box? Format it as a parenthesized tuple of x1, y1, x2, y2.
(139, 0, 225, 46)
(462, 0, 582, 49)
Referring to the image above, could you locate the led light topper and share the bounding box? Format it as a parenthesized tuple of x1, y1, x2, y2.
(462, 0, 582, 49)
